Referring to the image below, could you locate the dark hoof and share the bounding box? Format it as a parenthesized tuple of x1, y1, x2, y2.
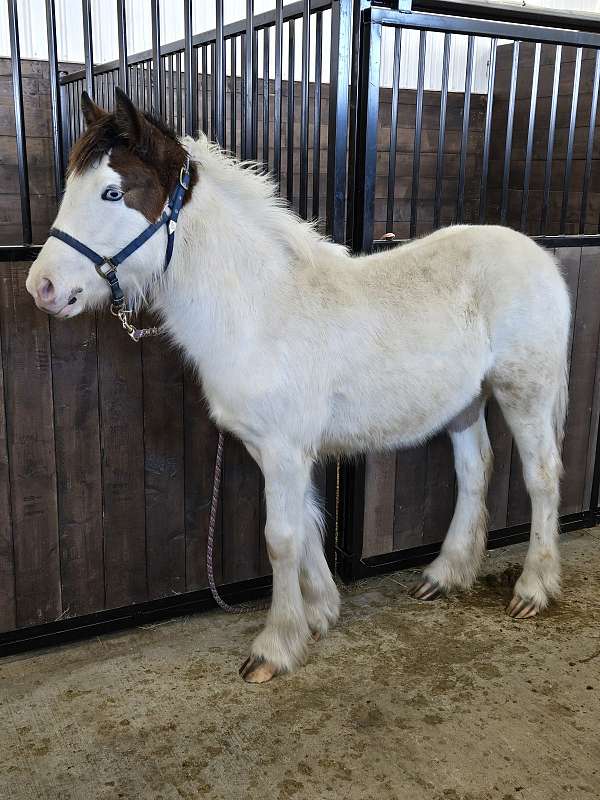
(506, 595, 540, 619)
(239, 656, 282, 683)
(410, 579, 443, 601)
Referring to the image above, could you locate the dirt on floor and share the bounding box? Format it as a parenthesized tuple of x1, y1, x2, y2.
(1, 529, 600, 800)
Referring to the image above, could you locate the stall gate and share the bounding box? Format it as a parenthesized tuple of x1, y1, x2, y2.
(2, 0, 600, 652)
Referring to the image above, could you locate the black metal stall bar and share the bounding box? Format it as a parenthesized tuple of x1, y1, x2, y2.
(184, 0, 197, 136)
(214, 0, 225, 147)
(45, 0, 64, 203)
(81, 0, 94, 97)
(7, 0, 31, 245)
(116, 0, 128, 92)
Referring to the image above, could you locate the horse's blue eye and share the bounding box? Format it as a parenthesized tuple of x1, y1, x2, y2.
(102, 187, 123, 201)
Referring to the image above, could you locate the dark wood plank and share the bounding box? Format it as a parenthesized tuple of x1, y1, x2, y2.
(141, 324, 185, 599)
(0, 261, 60, 627)
(0, 290, 15, 633)
(221, 434, 262, 583)
(184, 372, 221, 591)
(49, 314, 104, 617)
(362, 452, 395, 557)
(393, 445, 428, 551)
(561, 247, 600, 514)
(422, 433, 455, 545)
(95, 312, 147, 608)
(486, 396, 513, 531)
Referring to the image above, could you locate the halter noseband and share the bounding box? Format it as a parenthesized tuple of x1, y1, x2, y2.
(47, 157, 191, 338)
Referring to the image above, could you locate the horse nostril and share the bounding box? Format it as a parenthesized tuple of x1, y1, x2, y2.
(68, 296, 77, 305)
(38, 277, 56, 303)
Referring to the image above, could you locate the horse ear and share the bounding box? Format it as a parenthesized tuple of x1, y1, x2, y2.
(81, 91, 106, 126)
(114, 86, 146, 145)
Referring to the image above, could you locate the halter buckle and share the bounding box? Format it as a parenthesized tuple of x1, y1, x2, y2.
(179, 159, 190, 189)
(96, 258, 118, 279)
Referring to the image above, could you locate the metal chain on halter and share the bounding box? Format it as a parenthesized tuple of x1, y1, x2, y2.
(111, 306, 160, 342)
(206, 431, 269, 613)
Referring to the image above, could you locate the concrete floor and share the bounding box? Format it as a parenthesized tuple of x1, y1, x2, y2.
(1, 530, 600, 800)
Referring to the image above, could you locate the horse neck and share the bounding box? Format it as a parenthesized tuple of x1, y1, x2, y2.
(153, 151, 295, 354)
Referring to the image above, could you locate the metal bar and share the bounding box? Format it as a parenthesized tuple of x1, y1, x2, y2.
(7, 0, 32, 244)
(59, 82, 70, 163)
(312, 11, 323, 220)
(273, 0, 284, 187)
(151, 0, 162, 115)
(352, 19, 381, 252)
(386, 28, 402, 232)
(244, 0, 254, 159)
(560, 47, 583, 233)
(231, 36, 238, 155)
(500, 40, 519, 225)
(214, 0, 225, 146)
(520, 42, 541, 232)
(542, 45, 561, 233)
(409, 0, 600, 38)
(457, 35, 474, 223)
(287, 18, 296, 204)
(479, 36, 496, 224)
(252, 29, 259, 159)
(211, 43, 216, 139)
(132, 63, 139, 106)
(263, 27, 270, 169)
(299, 1, 310, 219)
(45, 0, 64, 202)
(326, 0, 351, 243)
(184, 0, 197, 135)
(241, 34, 246, 155)
(202, 46, 209, 135)
(60, 0, 334, 85)
(434, 32, 450, 229)
(162, 55, 168, 119)
(176, 51, 182, 135)
(346, 0, 371, 246)
(116, 0, 128, 92)
(410, 30, 427, 239)
(368, 6, 600, 50)
(81, 0, 94, 97)
(582, 50, 600, 233)
(169, 54, 175, 128)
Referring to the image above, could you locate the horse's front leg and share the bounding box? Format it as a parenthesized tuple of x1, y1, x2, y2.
(239, 446, 312, 684)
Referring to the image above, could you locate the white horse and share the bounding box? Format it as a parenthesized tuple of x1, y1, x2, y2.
(27, 90, 570, 683)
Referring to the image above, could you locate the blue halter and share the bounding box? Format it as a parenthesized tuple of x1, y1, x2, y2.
(48, 157, 191, 311)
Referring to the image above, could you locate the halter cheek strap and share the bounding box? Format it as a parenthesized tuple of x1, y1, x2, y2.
(47, 156, 191, 313)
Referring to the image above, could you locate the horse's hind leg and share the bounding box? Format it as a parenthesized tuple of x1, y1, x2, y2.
(493, 387, 563, 619)
(412, 399, 493, 600)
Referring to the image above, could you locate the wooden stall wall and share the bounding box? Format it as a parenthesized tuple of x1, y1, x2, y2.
(0, 260, 268, 633)
(362, 246, 600, 557)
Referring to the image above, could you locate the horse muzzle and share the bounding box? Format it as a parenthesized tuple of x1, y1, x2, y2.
(26, 273, 82, 317)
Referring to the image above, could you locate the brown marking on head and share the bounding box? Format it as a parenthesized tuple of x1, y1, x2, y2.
(69, 88, 197, 222)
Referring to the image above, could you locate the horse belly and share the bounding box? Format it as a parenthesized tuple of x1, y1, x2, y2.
(321, 323, 490, 454)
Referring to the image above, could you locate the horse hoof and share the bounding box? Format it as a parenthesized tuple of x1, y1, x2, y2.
(311, 630, 321, 641)
(410, 579, 442, 601)
(506, 594, 540, 619)
(239, 656, 282, 683)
